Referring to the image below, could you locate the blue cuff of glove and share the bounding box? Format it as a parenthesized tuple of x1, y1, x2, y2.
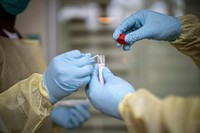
(43, 75, 57, 104)
(173, 17, 182, 41)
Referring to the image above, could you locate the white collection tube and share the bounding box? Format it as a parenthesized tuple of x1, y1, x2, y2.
(93, 54, 105, 84)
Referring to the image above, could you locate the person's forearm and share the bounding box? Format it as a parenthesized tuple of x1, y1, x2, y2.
(170, 14, 200, 69)
(119, 89, 200, 133)
(0, 73, 53, 133)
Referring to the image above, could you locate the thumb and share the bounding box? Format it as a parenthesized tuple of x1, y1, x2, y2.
(85, 64, 100, 95)
(90, 64, 100, 84)
(125, 25, 149, 45)
(103, 67, 115, 81)
(81, 101, 90, 109)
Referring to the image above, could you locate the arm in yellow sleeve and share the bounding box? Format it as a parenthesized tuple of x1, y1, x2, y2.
(119, 89, 200, 133)
(0, 73, 53, 133)
(171, 15, 200, 69)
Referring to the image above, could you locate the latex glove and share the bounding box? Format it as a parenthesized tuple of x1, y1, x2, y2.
(44, 50, 94, 104)
(113, 9, 181, 51)
(51, 101, 90, 129)
(85, 65, 135, 119)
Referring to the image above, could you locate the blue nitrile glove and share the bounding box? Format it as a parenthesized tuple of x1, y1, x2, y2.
(85, 65, 135, 119)
(44, 50, 94, 104)
(113, 9, 181, 51)
(51, 102, 90, 129)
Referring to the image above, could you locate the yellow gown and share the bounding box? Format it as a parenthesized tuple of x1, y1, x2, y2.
(0, 37, 53, 133)
(119, 14, 200, 133)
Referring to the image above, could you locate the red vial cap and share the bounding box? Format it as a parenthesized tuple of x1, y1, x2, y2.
(117, 34, 126, 45)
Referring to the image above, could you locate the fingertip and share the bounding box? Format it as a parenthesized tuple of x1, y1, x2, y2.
(89, 58, 95, 65)
(85, 54, 95, 65)
(113, 30, 120, 40)
(94, 64, 99, 70)
(70, 113, 80, 127)
(83, 53, 91, 57)
(74, 104, 90, 120)
(103, 67, 114, 81)
(82, 102, 90, 109)
(83, 100, 90, 106)
(116, 42, 122, 48)
(103, 66, 111, 73)
(124, 34, 132, 43)
(123, 45, 130, 51)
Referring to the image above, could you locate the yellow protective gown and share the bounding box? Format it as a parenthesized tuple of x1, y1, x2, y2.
(119, 14, 200, 133)
(0, 37, 53, 133)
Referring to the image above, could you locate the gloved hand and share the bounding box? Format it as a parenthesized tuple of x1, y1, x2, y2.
(113, 9, 181, 51)
(44, 50, 94, 104)
(85, 65, 135, 119)
(51, 101, 90, 129)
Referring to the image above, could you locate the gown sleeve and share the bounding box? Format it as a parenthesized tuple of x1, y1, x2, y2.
(0, 73, 53, 133)
(119, 89, 200, 133)
(171, 14, 200, 69)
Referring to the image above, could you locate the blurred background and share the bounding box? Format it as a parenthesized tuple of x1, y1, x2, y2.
(16, 0, 200, 133)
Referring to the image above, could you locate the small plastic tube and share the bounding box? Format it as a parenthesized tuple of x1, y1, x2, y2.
(93, 54, 105, 84)
(97, 55, 105, 84)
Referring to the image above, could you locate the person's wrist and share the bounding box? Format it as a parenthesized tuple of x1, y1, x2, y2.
(173, 16, 182, 41)
(39, 76, 50, 100)
(115, 89, 135, 119)
(43, 74, 57, 104)
(37, 74, 53, 107)
(118, 93, 134, 119)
